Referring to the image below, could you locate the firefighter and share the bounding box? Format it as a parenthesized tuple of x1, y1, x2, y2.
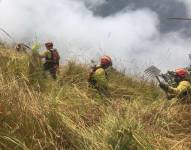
(160, 68, 191, 102)
(88, 55, 112, 92)
(40, 42, 60, 79)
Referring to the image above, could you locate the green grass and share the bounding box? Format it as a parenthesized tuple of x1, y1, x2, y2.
(0, 47, 190, 150)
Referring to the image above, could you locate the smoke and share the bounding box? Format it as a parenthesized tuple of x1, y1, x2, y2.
(78, 0, 106, 8)
(177, 0, 191, 16)
(0, 0, 191, 72)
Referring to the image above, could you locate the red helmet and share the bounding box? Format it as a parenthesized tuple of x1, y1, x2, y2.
(101, 55, 112, 66)
(175, 68, 188, 78)
(45, 42, 53, 48)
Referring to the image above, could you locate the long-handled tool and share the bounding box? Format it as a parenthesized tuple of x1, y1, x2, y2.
(0, 27, 33, 52)
(0, 27, 15, 43)
(144, 65, 174, 100)
(144, 65, 161, 83)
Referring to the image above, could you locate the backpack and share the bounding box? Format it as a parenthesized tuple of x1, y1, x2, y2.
(51, 49, 60, 64)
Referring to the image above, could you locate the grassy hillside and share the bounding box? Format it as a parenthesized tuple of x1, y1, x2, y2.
(0, 45, 191, 150)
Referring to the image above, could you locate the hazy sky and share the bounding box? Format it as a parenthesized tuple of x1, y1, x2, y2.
(0, 0, 191, 72)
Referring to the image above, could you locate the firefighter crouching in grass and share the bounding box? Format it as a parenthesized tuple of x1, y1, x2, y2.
(88, 56, 112, 94)
(40, 42, 60, 79)
(159, 68, 191, 103)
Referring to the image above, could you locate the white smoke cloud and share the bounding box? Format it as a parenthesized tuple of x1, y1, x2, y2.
(0, 0, 191, 72)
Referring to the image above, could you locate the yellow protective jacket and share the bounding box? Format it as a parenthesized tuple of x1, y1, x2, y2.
(167, 81, 191, 98)
(40, 50, 52, 59)
(40, 49, 60, 64)
(91, 66, 108, 90)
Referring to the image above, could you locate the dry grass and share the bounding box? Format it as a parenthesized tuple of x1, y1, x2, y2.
(0, 47, 190, 150)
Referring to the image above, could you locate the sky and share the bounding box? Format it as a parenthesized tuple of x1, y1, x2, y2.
(0, 0, 191, 73)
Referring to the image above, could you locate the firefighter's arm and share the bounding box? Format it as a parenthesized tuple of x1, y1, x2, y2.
(167, 81, 189, 96)
(88, 69, 94, 82)
(39, 51, 48, 58)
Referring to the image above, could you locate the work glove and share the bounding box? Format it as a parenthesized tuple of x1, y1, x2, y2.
(159, 82, 169, 91)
